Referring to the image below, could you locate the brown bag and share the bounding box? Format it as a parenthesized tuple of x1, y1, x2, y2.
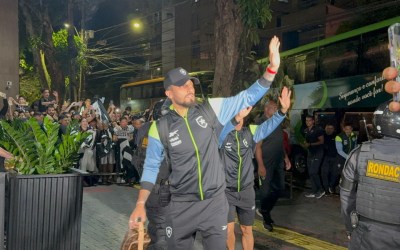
(120, 222, 151, 250)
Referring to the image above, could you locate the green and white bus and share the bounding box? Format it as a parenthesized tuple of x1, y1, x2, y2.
(258, 17, 400, 175)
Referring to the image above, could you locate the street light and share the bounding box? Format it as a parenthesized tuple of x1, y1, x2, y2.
(130, 19, 143, 33)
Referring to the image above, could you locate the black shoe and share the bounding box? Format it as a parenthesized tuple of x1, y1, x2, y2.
(263, 221, 273, 232)
(256, 209, 275, 224)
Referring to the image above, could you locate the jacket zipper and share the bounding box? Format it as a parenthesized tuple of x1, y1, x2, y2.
(235, 131, 242, 192)
(184, 116, 204, 200)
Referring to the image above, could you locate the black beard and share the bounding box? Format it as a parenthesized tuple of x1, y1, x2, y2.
(177, 99, 197, 108)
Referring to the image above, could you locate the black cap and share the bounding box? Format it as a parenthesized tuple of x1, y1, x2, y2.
(164, 67, 200, 90)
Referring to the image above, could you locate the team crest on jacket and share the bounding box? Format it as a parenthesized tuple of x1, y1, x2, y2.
(243, 138, 249, 148)
(196, 116, 208, 128)
(166, 226, 173, 238)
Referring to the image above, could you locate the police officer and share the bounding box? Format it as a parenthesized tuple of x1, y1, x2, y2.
(340, 67, 400, 249)
(129, 36, 281, 250)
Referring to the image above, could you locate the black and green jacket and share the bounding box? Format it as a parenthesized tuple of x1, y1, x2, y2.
(140, 77, 273, 201)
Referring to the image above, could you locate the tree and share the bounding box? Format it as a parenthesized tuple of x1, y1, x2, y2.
(19, 0, 68, 101)
(19, 0, 102, 103)
(213, 0, 272, 97)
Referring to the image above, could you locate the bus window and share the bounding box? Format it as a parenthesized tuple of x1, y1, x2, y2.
(282, 50, 317, 84)
(320, 38, 359, 79)
(131, 86, 142, 99)
(360, 29, 389, 75)
(143, 84, 153, 99)
(120, 88, 127, 100)
(154, 82, 164, 98)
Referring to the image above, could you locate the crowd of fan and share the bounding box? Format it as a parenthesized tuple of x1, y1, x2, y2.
(1, 88, 157, 186)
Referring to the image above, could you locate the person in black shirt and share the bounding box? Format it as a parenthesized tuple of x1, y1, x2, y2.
(321, 123, 338, 195)
(255, 99, 291, 232)
(38, 89, 58, 113)
(303, 115, 325, 198)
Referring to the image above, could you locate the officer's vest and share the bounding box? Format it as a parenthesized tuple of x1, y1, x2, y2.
(356, 143, 400, 225)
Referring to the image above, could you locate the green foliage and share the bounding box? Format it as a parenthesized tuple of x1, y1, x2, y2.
(52, 29, 69, 49)
(19, 58, 34, 72)
(0, 117, 87, 175)
(237, 0, 272, 45)
(19, 73, 41, 104)
(28, 36, 43, 49)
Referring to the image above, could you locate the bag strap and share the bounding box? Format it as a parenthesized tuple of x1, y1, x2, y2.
(156, 116, 172, 173)
(198, 100, 217, 131)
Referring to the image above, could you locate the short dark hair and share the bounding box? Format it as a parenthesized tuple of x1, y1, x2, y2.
(325, 122, 335, 128)
(343, 123, 353, 128)
(41, 88, 49, 93)
(46, 105, 55, 110)
(306, 115, 314, 120)
(58, 114, 68, 121)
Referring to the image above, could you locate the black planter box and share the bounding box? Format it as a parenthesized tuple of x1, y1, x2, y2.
(6, 173, 83, 250)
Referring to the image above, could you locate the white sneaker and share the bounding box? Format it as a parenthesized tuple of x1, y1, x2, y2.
(315, 191, 325, 199)
(256, 209, 263, 217)
(304, 193, 316, 198)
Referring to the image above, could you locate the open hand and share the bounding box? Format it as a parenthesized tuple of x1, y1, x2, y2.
(268, 36, 281, 72)
(278, 86, 292, 113)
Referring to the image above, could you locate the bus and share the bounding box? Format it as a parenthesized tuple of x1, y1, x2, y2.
(258, 17, 400, 175)
(120, 71, 214, 114)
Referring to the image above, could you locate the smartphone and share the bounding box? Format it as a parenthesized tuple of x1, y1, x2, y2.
(388, 23, 400, 101)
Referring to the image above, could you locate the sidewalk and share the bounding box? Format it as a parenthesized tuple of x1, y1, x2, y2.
(80, 184, 348, 249)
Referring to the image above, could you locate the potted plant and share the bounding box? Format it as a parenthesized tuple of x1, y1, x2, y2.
(0, 117, 87, 250)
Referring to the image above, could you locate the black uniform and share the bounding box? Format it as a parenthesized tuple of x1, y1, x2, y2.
(340, 137, 400, 249)
(258, 126, 285, 224)
(321, 132, 338, 193)
(304, 126, 324, 194)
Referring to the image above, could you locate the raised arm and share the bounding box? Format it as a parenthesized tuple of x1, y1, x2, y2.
(209, 36, 281, 125)
(252, 87, 291, 142)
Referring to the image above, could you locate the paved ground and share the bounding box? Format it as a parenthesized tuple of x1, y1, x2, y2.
(80, 184, 349, 250)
